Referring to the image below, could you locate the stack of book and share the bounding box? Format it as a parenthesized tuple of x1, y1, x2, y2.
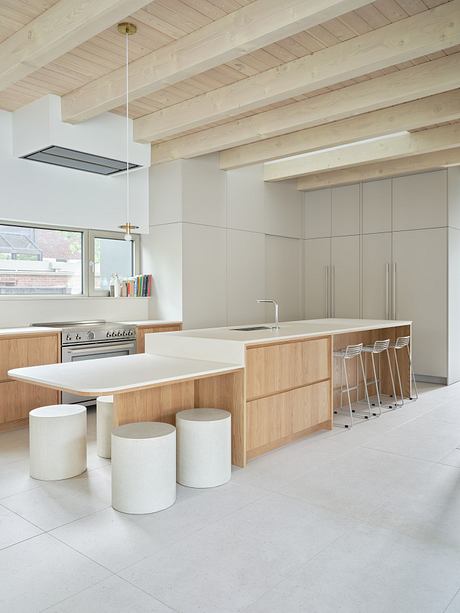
(120, 274, 152, 297)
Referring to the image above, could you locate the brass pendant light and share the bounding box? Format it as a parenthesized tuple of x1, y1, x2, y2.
(118, 22, 139, 241)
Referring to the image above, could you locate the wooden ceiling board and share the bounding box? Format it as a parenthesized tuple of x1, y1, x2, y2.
(0, 0, 454, 139)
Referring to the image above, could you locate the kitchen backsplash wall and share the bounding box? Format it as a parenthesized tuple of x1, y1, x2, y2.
(0, 296, 149, 328)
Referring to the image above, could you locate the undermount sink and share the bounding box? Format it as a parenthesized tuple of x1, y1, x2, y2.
(231, 326, 271, 331)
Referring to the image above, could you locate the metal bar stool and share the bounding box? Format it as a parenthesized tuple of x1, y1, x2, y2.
(362, 339, 399, 413)
(333, 343, 371, 429)
(389, 336, 418, 405)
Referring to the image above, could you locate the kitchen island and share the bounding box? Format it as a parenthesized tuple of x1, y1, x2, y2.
(9, 318, 412, 467)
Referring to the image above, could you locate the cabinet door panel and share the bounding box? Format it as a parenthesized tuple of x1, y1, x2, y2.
(137, 325, 182, 353)
(331, 184, 360, 237)
(246, 337, 330, 400)
(0, 381, 59, 424)
(393, 228, 447, 377)
(266, 235, 302, 322)
(393, 170, 447, 231)
(362, 233, 392, 319)
(331, 236, 360, 318)
(305, 238, 331, 319)
(0, 335, 59, 381)
(304, 189, 331, 238)
(362, 179, 391, 234)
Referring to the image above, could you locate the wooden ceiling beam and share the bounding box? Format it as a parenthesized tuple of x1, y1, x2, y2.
(0, 0, 152, 92)
(136, 0, 460, 143)
(264, 123, 460, 181)
(152, 53, 460, 164)
(296, 148, 460, 191)
(62, 0, 373, 123)
(220, 90, 460, 169)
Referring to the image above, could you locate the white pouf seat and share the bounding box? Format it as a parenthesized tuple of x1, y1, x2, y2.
(96, 395, 113, 459)
(176, 408, 231, 488)
(29, 404, 87, 481)
(112, 422, 176, 514)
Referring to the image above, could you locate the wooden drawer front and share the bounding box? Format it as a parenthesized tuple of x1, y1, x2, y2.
(246, 337, 330, 400)
(292, 380, 331, 434)
(0, 335, 59, 382)
(137, 325, 182, 353)
(247, 381, 331, 451)
(0, 381, 59, 424)
(247, 391, 292, 451)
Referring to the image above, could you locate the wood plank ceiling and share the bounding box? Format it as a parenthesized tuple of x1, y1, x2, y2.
(0, 0, 459, 188)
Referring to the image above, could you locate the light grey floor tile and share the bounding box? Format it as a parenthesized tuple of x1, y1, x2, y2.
(363, 413, 460, 463)
(0, 458, 40, 499)
(0, 533, 110, 613)
(445, 588, 460, 612)
(279, 446, 416, 521)
(440, 448, 460, 468)
(51, 480, 266, 572)
(1, 466, 111, 530)
(245, 523, 460, 613)
(0, 502, 42, 549)
(44, 575, 176, 613)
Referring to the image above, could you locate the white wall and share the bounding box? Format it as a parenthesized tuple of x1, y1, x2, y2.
(0, 109, 149, 233)
(144, 154, 303, 328)
(0, 108, 150, 327)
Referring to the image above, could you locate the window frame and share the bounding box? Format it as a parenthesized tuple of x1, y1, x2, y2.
(0, 221, 140, 299)
(87, 229, 140, 297)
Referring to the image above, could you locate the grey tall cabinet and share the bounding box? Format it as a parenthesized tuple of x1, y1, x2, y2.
(304, 169, 460, 384)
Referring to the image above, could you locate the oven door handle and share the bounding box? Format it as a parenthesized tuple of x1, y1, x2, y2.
(64, 343, 135, 356)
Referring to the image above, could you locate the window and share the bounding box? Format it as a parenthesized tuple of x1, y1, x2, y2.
(0, 223, 139, 297)
(0, 224, 83, 295)
(88, 230, 138, 295)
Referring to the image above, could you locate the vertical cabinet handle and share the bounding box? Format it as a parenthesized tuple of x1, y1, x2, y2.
(392, 262, 397, 320)
(325, 266, 329, 317)
(385, 263, 390, 320)
(332, 265, 335, 318)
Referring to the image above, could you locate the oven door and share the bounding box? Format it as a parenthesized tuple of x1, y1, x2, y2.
(61, 341, 136, 405)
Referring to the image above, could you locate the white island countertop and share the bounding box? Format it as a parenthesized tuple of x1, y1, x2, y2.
(8, 353, 241, 395)
(146, 318, 412, 364)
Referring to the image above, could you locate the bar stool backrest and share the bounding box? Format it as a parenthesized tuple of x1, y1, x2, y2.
(394, 336, 410, 349)
(371, 339, 390, 353)
(344, 342, 363, 359)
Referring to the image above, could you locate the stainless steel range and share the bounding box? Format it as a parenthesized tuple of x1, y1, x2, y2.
(32, 320, 137, 405)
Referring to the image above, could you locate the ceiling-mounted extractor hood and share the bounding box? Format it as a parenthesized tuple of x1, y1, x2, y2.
(12, 95, 150, 174)
(22, 145, 140, 175)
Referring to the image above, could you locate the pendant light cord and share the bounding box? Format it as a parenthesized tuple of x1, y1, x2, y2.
(125, 31, 130, 226)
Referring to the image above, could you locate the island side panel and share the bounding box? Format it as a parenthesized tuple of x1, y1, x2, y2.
(113, 380, 195, 426)
(244, 335, 333, 460)
(194, 370, 246, 468)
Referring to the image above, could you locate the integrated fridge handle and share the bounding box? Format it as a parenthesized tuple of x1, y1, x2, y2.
(385, 263, 390, 320)
(325, 266, 329, 317)
(392, 262, 397, 320)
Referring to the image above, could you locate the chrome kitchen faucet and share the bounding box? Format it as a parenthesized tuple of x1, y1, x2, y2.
(257, 299, 280, 331)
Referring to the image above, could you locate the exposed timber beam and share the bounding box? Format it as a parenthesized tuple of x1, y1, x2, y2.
(152, 53, 460, 164)
(264, 123, 460, 181)
(220, 90, 460, 169)
(136, 0, 460, 143)
(296, 148, 460, 191)
(62, 0, 374, 123)
(0, 0, 152, 92)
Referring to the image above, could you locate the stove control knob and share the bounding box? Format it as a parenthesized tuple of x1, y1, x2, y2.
(75, 334, 81, 341)
(122, 330, 128, 336)
(66, 333, 71, 341)
(106, 331, 111, 338)
(129, 329, 135, 336)
(87, 331, 95, 341)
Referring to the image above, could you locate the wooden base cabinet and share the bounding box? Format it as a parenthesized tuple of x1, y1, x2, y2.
(0, 332, 60, 431)
(136, 323, 182, 353)
(245, 337, 333, 460)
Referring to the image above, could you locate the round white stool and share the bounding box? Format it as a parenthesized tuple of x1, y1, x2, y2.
(96, 395, 113, 458)
(29, 404, 87, 481)
(176, 408, 231, 488)
(112, 422, 176, 514)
